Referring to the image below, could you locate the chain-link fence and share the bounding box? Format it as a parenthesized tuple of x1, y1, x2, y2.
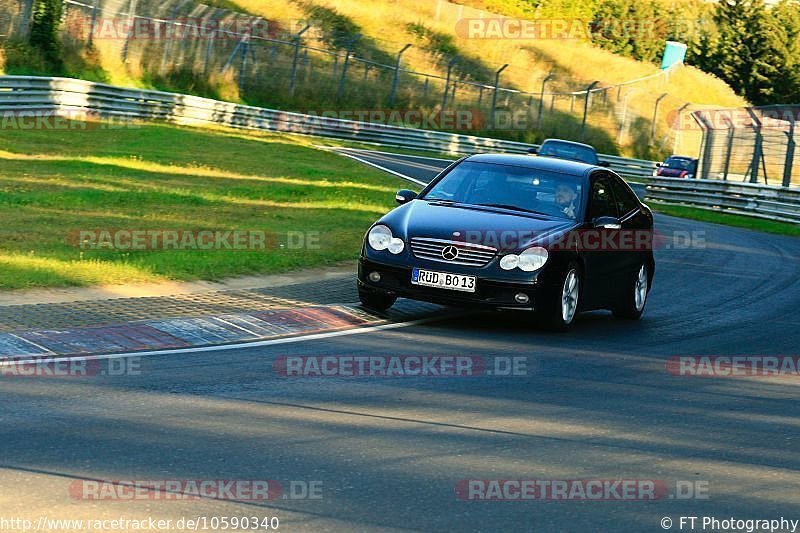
(692, 106, 800, 187)
(1, 0, 702, 157)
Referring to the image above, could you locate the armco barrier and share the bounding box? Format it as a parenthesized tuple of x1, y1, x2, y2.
(0, 75, 658, 178)
(1, 75, 798, 223)
(645, 177, 800, 223)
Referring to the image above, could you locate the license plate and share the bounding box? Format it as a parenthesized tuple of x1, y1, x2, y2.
(411, 268, 476, 293)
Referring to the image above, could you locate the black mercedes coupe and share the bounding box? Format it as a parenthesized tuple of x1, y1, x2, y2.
(357, 154, 655, 330)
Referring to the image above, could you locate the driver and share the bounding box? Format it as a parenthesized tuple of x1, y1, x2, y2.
(555, 183, 579, 219)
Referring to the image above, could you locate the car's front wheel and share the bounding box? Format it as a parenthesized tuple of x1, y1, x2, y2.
(538, 264, 580, 332)
(613, 263, 649, 320)
(358, 287, 397, 312)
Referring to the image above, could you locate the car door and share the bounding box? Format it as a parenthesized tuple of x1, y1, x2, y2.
(608, 174, 650, 294)
(581, 173, 622, 308)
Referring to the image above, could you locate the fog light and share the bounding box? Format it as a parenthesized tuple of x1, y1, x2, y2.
(369, 271, 381, 282)
(515, 293, 529, 304)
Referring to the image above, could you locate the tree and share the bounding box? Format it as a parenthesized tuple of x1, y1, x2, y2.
(770, 0, 800, 102)
(28, 0, 63, 67)
(700, 0, 782, 105)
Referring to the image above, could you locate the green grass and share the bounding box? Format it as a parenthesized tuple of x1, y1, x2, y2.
(652, 204, 800, 237)
(0, 120, 401, 289)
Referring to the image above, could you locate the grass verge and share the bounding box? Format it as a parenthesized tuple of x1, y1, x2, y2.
(0, 120, 400, 289)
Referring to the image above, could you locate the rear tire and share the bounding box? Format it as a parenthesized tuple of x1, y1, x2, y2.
(358, 287, 396, 312)
(613, 263, 649, 320)
(537, 263, 580, 332)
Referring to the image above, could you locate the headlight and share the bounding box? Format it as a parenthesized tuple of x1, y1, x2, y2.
(499, 246, 548, 272)
(368, 225, 404, 254)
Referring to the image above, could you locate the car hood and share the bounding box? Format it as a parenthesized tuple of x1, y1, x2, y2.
(380, 200, 579, 252)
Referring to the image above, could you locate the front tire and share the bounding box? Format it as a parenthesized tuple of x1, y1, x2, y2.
(537, 264, 580, 332)
(613, 263, 649, 320)
(358, 287, 396, 312)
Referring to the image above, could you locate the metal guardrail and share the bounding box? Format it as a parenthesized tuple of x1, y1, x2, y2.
(645, 177, 800, 223)
(1, 75, 798, 224)
(0, 75, 658, 178)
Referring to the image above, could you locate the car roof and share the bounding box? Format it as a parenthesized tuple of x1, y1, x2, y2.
(666, 155, 697, 160)
(541, 139, 597, 151)
(465, 153, 595, 176)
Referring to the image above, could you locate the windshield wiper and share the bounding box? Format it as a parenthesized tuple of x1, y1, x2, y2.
(425, 198, 456, 205)
(475, 203, 547, 215)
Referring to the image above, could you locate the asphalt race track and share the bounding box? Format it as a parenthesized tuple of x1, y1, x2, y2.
(1, 149, 799, 532)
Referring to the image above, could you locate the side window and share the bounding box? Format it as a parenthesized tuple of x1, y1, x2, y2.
(609, 177, 640, 217)
(589, 176, 619, 219)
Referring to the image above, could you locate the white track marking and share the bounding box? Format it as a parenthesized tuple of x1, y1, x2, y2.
(325, 149, 430, 186)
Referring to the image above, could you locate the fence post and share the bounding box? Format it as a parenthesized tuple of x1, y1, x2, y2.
(617, 88, 637, 144)
(289, 24, 311, 97)
(536, 71, 553, 131)
(19, 0, 34, 38)
(722, 116, 735, 181)
(489, 63, 509, 130)
(650, 93, 667, 144)
(238, 30, 253, 87)
(388, 44, 412, 107)
(87, 0, 99, 47)
(121, 0, 139, 61)
(203, 10, 221, 74)
(441, 56, 458, 111)
(580, 81, 599, 141)
(336, 34, 361, 102)
(746, 109, 763, 183)
(783, 116, 796, 187)
(160, 3, 186, 76)
(671, 103, 690, 154)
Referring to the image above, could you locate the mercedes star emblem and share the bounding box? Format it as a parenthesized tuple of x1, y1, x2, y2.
(441, 245, 459, 261)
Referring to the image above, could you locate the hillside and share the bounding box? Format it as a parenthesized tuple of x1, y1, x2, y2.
(0, 0, 747, 158)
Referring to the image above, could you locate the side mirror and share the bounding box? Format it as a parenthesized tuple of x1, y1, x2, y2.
(598, 160, 611, 167)
(593, 216, 622, 230)
(395, 189, 417, 205)
(527, 147, 538, 155)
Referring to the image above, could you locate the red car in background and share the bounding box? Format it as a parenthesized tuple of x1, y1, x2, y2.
(654, 156, 698, 178)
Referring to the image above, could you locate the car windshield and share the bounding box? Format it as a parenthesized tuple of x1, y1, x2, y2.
(663, 157, 694, 170)
(538, 142, 598, 165)
(421, 161, 584, 220)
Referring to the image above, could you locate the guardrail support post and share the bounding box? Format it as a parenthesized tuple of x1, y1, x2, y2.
(580, 81, 599, 142)
(489, 63, 509, 130)
(336, 34, 361, 102)
(388, 44, 412, 107)
(289, 24, 311, 97)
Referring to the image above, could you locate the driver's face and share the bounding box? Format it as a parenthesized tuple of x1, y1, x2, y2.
(555, 185, 577, 206)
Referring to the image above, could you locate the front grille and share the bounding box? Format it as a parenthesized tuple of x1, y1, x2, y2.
(409, 237, 497, 267)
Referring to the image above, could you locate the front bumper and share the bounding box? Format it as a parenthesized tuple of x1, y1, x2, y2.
(358, 257, 551, 311)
